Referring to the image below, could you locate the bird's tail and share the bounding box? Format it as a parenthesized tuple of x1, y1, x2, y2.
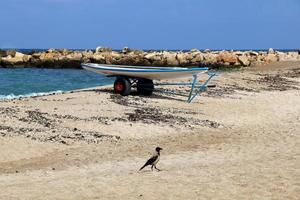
(139, 164, 147, 171)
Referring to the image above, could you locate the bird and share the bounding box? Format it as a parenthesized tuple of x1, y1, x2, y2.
(139, 147, 163, 171)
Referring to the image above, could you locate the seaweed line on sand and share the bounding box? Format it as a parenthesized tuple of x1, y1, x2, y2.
(19, 110, 58, 128)
(251, 73, 299, 91)
(123, 107, 221, 129)
(0, 124, 120, 145)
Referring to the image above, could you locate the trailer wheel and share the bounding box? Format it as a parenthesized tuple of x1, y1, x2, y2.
(114, 78, 131, 96)
(137, 79, 154, 96)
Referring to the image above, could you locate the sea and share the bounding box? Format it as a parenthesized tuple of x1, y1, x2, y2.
(0, 68, 113, 100)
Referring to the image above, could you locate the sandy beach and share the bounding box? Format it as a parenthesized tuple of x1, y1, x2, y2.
(0, 62, 299, 199)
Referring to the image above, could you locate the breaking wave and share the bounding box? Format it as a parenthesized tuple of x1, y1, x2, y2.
(0, 90, 64, 101)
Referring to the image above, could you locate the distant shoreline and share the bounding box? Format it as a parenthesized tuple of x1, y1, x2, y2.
(1, 47, 299, 68)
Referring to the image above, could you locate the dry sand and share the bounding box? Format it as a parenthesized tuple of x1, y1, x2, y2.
(0, 62, 299, 200)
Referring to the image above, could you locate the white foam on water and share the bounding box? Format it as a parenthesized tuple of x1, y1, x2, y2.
(0, 90, 65, 101)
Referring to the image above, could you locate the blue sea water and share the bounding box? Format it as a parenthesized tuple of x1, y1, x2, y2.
(0, 68, 113, 100)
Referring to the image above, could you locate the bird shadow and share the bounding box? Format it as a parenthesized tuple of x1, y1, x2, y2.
(138, 169, 165, 173)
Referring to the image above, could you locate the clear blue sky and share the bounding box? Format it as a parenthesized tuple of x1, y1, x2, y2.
(1, 0, 299, 50)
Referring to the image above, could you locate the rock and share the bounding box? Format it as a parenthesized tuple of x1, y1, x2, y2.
(95, 46, 112, 53)
(176, 53, 189, 66)
(0, 50, 5, 57)
(122, 47, 131, 54)
(234, 51, 244, 56)
(81, 51, 94, 63)
(23, 55, 32, 62)
(117, 54, 150, 66)
(203, 49, 211, 53)
(278, 52, 299, 61)
(246, 51, 259, 56)
(95, 46, 101, 53)
(203, 53, 218, 63)
(185, 52, 194, 61)
(268, 48, 275, 54)
(92, 53, 105, 62)
(40, 52, 59, 61)
(32, 52, 42, 58)
(265, 53, 278, 62)
(1, 55, 24, 65)
(8, 50, 17, 57)
(144, 52, 161, 61)
(129, 49, 144, 55)
(265, 48, 277, 63)
(0, 50, 7, 57)
(190, 52, 203, 64)
(256, 54, 265, 62)
(288, 52, 298, 58)
(14, 52, 25, 58)
(82, 51, 94, 58)
(190, 48, 200, 53)
(46, 48, 56, 53)
(29, 57, 42, 66)
(0, 50, 16, 57)
(277, 52, 286, 61)
(58, 48, 71, 55)
(217, 52, 237, 64)
(103, 52, 115, 64)
(66, 52, 82, 61)
(111, 51, 122, 60)
(162, 52, 178, 66)
(238, 55, 251, 66)
(96, 51, 123, 64)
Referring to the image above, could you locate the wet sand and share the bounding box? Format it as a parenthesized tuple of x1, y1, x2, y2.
(0, 62, 299, 199)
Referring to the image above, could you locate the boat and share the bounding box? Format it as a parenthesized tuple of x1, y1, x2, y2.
(81, 63, 216, 103)
(81, 63, 208, 80)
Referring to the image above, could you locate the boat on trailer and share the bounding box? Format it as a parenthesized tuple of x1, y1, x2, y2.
(81, 63, 216, 103)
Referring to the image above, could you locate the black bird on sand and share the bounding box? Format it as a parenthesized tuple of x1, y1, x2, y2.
(139, 147, 163, 171)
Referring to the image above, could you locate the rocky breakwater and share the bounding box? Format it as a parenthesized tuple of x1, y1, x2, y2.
(0, 47, 299, 68)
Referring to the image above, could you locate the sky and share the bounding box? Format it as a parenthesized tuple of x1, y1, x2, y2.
(0, 0, 299, 50)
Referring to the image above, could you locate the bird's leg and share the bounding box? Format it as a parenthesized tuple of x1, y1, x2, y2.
(154, 165, 161, 171)
(151, 165, 154, 171)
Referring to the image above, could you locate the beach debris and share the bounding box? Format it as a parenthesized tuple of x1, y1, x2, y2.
(20, 110, 57, 128)
(124, 107, 221, 128)
(256, 74, 299, 91)
(0, 107, 19, 117)
(282, 68, 300, 78)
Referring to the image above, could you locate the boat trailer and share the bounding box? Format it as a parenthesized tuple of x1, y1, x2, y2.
(110, 72, 217, 103)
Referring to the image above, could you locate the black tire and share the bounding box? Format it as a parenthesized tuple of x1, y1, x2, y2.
(137, 79, 154, 96)
(114, 78, 131, 96)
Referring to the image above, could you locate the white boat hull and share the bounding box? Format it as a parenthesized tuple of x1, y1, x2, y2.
(82, 63, 208, 80)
